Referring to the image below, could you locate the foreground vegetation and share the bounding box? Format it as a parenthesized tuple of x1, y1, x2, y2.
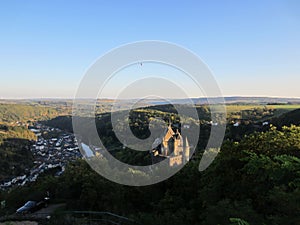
(1, 125, 300, 224)
(1, 102, 300, 224)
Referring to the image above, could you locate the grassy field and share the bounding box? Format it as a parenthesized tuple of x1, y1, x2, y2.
(226, 104, 300, 112)
(225, 104, 300, 120)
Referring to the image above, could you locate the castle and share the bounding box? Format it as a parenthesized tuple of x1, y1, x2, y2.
(150, 124, 190, 167)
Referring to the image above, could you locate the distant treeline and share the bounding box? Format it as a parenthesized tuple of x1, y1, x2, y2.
(0, 103, 66, 123)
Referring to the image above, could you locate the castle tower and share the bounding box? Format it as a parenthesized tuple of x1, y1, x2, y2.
(174, 129, 183, 155)
(162, 124, 175, 156)
(184, 136, 190, 162)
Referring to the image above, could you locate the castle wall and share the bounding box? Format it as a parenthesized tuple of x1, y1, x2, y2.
(169, 155, 183, 167)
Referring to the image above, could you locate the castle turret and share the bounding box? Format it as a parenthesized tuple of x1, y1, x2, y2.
(184, 136, 190, 162)
(162, 124, 175, 156)
(174, 129, 183, 155)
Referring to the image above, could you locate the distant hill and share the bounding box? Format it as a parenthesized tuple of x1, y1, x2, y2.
(271, 108, 300, 127)
(223, 96, 300, 104)
(41, 115, 73, 133)
(0, 103, 69, 124)
(2, 96, 300, 106)
(168, 96, 300, 105)
(120, 96, 300, 105)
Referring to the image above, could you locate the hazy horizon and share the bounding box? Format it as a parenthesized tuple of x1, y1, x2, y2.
(1, 95, 300, 101)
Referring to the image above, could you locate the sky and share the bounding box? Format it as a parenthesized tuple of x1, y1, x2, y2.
(0, 0, 299, 99)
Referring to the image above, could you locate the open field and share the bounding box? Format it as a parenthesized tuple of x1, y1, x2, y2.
(226, 104, 300, 112)
(225, 104, 300, 121)
(226, 104, 300, 113)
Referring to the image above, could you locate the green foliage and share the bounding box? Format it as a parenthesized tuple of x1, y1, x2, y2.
(2, 104, 300, 224)
(0, 124, 36, 180)
(0, 103, 62, 123)
(240, 125, 300, 156)
(229, 218, 250, 225)
(271, 108, 300, 127)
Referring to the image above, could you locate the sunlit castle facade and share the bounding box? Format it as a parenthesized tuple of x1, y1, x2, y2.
(150, 124, 190, 167)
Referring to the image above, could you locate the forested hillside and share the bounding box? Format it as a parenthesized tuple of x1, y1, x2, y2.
(0, 103, 67, 123)
(0, 124, 36, 180)
(271, 108, 300, 127)
(1, 125, 299, 225)
(1, 105, 300, 224)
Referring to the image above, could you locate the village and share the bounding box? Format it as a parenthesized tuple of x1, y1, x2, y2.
(0, 124, 82, 190)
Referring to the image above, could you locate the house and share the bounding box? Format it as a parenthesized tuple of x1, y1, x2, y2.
(210, 121, 219, 126)
(233, 122, 240, 127)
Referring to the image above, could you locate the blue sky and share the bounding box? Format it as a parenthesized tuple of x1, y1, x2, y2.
(0, 0, 299, 98)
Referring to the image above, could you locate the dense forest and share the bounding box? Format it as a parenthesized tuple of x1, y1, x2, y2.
(0, 124, 36, 180)
(1, 124, 299, 224)
(0, 104, 64, 124)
